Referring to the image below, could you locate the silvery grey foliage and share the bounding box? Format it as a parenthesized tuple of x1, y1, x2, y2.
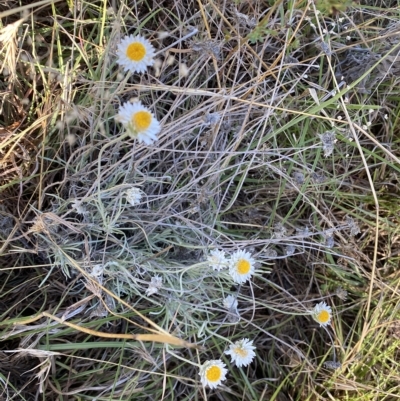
(146, 275, 163, 296)
(312, 171, 326, 183)
(71, 199, 88, 215)
(296, 226, 310, 238)
(326, 236, 335, 248)
(346, 216, 361, 236)
(335, 287, 348, 301)
(231, 5, 257, 28)
(324, 360, 342, 370)
(293, 171, 305, 185)
(191, 39, 221, 60)
(203, 112, 221, 126)
(286, 245, 296, 256)
(223, 295, 240, 323)
(274, 223, 287, 238)
(227, 308, 241, 323)
(323, 229, 335, 248)
(0, 215, 13, 236)
(318, 41, 332, 56)
(265, 248, 278, 258)
(319, 131, 336, 157)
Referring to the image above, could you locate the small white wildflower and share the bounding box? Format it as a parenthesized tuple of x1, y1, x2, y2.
(346, 35, 351, 41)
(146, 275, 162, 296)
(207, 249, 228, 271)
(367, 121, 372, 127)
(384, 114, 388, 120)
(225, 338, 256, 368)
(116, 34, 155, 73)
(338, 17, 344, 23)
(223, 295, 238, 310)
(228, 250, 255, 284)
(199, 359, 227, 389)
(117, 101, 161, 144)
(312, 301, 332, 327)
(125, 187, 143, 206)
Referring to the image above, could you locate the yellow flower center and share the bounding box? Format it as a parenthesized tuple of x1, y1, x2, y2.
(317, 310, 330, 323)
(236, 259, 250, 275)
(126, 42, 146, 61)
(234, 347, 248, 358)
(132, 111, 152, 132)
(205, 366, 221, 382)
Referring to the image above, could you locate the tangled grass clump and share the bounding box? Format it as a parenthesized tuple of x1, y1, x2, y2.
(1, 0, 400, 400)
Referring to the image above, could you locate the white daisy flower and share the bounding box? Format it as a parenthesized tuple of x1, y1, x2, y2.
(312, 301, 332, 327)
(222, 295, 238, 310)
(207, 249, 228, 271)
(146, 275, 162, 296)
(125, 187, 143, 206)
(225, 338, 256, 368)
(116, 34, 155, 73)
(117, 101, 161, 144)
(199, 359, 227, 389)
(228, 250, 255, 284)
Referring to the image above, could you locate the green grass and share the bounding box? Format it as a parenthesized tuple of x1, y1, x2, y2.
(1, 0, 400, 400)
